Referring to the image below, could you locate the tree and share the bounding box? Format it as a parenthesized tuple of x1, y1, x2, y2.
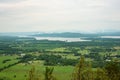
(95, 68, 108, 80)
(105, 61, 120, 80)
(27, 66, 41, 80)
(72, 56, 86, 80)
(44, 67, 56, 80)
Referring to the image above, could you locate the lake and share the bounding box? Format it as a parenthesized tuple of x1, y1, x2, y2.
(100, 36, 120, 39)
(34, 37, 91, 42)
(18, 36, 120, 42)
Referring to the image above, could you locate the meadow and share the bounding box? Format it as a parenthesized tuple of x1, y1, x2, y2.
(0, 55, 74, 80)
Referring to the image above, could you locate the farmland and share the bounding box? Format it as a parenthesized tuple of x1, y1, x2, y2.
(0, 36, 120, 80)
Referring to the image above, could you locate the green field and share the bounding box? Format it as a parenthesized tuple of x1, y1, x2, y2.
(0, 55, 74, 80)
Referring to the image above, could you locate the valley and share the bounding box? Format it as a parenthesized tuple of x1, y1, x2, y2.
(0, 35, 120, 80)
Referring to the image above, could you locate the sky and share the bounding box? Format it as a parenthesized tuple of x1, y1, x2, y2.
(0, 0, 120, 33)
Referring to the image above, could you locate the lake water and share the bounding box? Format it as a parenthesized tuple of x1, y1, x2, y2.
(100, 36, 120, 39)
(18, 36, 120, 42)
(35, 37, 91, 42)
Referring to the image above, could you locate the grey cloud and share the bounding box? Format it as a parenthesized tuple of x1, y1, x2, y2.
(0, 0, 120, 32)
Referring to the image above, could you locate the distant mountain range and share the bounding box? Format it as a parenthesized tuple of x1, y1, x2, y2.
(0, 32, 120, 37)
(31, 32, 120, 38)
(32, 32, 96, 38)
(0, 32, 38, 36)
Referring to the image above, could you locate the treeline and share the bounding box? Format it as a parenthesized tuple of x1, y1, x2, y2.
(19, 54, 78, 66)
(37, 54, 78, 66)
(19, 52, 119, 68)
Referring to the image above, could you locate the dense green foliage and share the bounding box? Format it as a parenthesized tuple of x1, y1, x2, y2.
(37, 54, 78, 66)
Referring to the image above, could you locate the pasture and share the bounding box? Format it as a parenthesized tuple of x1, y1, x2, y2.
(0, 55, 74, 80)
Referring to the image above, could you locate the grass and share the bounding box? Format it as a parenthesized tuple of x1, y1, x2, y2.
(48, 47, 71, 53)
(0, 55, 19, 68)
(0, 55, 74, 80)
(0, 64, 74, 80)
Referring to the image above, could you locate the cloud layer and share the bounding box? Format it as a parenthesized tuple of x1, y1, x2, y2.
(0, 0, 120, 32)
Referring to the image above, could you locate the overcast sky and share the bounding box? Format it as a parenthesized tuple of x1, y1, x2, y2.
(0, 0, 120, 33)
